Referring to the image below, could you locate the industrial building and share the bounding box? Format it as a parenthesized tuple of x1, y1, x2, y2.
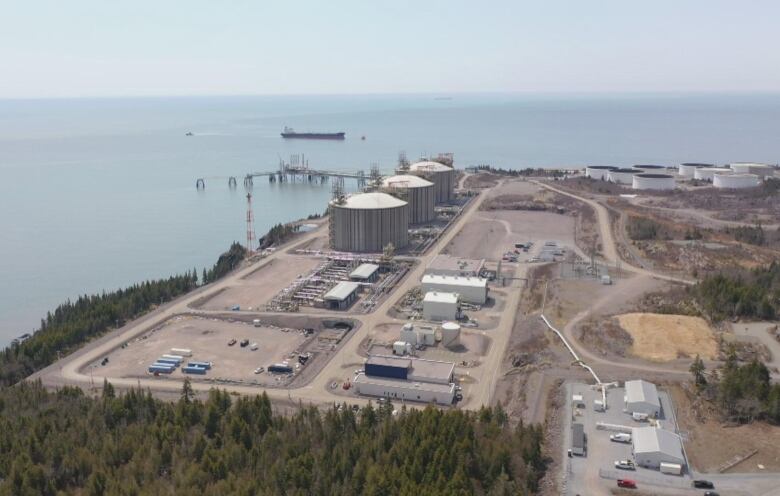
(349, 263, 380, 282)
(329, 192, 409, 253)
(624, 379, 661, 417)
(632, 164, 668, 173)
(408, 161, 455, 203)
(354, 355, 456, 404)
(425, 254, 485, 278)
(571, 423, 586, 456)
(694, 167, 731, 181)
(397, 323, 436, 347)
(323, 281, 361, 310)
(607, 168, 639, 185)
(381, 174, 436, 224)
(440, 322, 461, 347)
(632, 173, 676, 191)
(631, 427, 685, 469)
(714, 173, 760, 189)
(585, 165, 617, 181)
(421, 274, 488, 305)
(423, 291, 460, 321)
(678, 162, 714, 178)
(728, 162, 775, 178)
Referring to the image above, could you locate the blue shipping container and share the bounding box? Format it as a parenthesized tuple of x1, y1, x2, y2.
(182, 366, 207, 375)
(268, 364, 293, 374)
(156, 358, 180, 366)
(187, 361, 212, 370)
(149, 365, 175, 374)
(365, 363, 408, 380)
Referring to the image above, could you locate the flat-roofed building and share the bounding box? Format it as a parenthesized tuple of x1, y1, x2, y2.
(422, 291, 459, 321)
(353, 374, 455, 404)
(357, 355, 456, 403)
(323, 281, 361, 310)
(349, 263, 380, 282)
(421, 274, 488, 304)
(425, 254, 484, 278)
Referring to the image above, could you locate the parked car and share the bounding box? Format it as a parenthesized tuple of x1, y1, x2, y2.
(254, 367, 264, 374)
(610, 433, 631, 443)
(228, 339, 237, 346)
(230, 305, 240, 311)
(693, 480, 714, 489)
(617, 479, 636, 489)
(614, 460, 635, 470)
(239, 339, 249, 348)
(704, 492, 719, 496)
(250, 343, 258, 351)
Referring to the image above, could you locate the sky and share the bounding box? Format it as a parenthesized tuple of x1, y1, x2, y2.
(1, 0, 779, 98)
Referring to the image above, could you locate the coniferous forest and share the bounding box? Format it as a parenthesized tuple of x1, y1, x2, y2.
(0, 381, 545, 495)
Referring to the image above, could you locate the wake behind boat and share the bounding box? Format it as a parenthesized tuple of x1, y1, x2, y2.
(281, 126, 345, 140)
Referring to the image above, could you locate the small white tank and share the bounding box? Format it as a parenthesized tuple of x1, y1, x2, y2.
(441, 322, 461, 347)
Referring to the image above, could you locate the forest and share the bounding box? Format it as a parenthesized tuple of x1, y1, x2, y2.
(0, 272, 198, 387)
(0, 381, 546, 496)
(201, 242, 247, 283)
(694, 262, 780, 321)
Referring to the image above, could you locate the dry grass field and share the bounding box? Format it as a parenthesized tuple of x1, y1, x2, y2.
(617, 313, 718, 361)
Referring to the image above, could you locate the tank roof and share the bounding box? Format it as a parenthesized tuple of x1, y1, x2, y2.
(382, 174, 434, 188)
(635, 173, 673, 179)
(611, 168, 638, 173)
(410, 161, 452, 172)
(333, 192, 407, 209)
(729, 162, 773, 168)
(680, 162, 714, 167)
(633, 164, 667, 169)
(586, 165, 618, 170)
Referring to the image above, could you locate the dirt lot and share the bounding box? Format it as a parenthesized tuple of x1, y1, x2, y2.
(96, 315, 310, 386)
(617, 313, 718, 362)
(672, 385, 780, 473)
(193, 256, 321, 311)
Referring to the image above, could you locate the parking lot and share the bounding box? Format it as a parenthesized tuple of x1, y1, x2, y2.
(562, 382, 699, 495)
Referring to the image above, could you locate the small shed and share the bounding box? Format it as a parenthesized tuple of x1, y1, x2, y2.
(571, 423, 585, 456)
(323, 281, 361, 310)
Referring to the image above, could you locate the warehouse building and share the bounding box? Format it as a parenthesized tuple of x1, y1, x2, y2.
(323, 281, 361, 310)
(425, 254, 485, 278)
(631, 427, 685, 469)
(349, 263, 380, 282)
(423, 291, 460, 321)
(624, 379, 661, 417)
(354, 355, 456, 404)
(421, 274, 488, 305)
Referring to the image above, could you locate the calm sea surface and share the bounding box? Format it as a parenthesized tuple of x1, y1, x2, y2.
(1, 93, 779, 345)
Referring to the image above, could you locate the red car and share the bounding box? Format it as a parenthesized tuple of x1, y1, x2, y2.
(617, 479, 637, 489)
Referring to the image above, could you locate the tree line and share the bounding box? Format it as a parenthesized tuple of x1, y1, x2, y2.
(694, 262, 780, 321)
(0, 381, 546, 495)
(690, 352, 780, 424)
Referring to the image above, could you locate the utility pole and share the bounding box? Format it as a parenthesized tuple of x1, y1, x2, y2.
(246, 192, 255, 253)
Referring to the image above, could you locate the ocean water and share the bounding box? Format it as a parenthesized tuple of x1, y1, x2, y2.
(1, 93, 779, 346)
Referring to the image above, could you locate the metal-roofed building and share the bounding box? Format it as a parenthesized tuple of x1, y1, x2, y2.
(421, 274, 488, 304)
(425, 254, 485, 278)
(358, 355, 457, 403)
(631, 427, 685, 469)
(323, 281, 361, 310)
(624, 379, 661, 417)
(423, 291, 459, 321)
(353, 374, 455, 404)
(571, 423, 586, 456)
(349, 263, 380, 282)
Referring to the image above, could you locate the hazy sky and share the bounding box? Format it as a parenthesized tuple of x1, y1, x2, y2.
(2, 0, 779, 98)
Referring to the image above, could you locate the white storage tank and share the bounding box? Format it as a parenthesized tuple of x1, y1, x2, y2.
(329, 192, 409, 252)
(694, 167, 731, 182)
(441, 322, 461, 347)
(632, 164, 668, 174)
(381, 174, 436, 224)
(728, 162, 775, 178)
(607, 168, 639, 185)
(409, 161, 455, 204)
(713, 173, 760, 189)
(632, 173, 676, 191)
(585, 166, 618, 181)
(400, 323, 417, 345)
(678, 162, 713, 178)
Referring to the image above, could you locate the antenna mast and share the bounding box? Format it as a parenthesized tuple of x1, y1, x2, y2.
(246, 192, 256, 253)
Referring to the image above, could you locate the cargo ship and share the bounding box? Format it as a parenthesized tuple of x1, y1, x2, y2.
(281, 126, 345, 140)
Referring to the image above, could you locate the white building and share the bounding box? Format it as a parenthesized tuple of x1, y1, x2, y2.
(354, 355, 456, 404)
(400, 323, 417, 345)
(624, 380, 661, 417)
(631, 427, 685, 469)
(349, 263, 380, 282)
(421, 274, 488, 304)
(423, 291, 459, 321)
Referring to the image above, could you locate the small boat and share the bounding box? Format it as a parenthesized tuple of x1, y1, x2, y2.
(185, 132, 194, 136)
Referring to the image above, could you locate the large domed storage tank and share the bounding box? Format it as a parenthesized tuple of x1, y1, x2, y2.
(381, 174, 435, 224)
(713, 173, 760, 189)
(632, 164, 668, 174)
(608, 168, 639, 185)
(585, 166, 617, 180)
(728, 162, 775, 178)
(632, 173, 676, 190)
(409, 161, 455, 204)
(679, 163, 714, 177)
(329, 192, 409, 252)
(694, 167, 731, 182)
